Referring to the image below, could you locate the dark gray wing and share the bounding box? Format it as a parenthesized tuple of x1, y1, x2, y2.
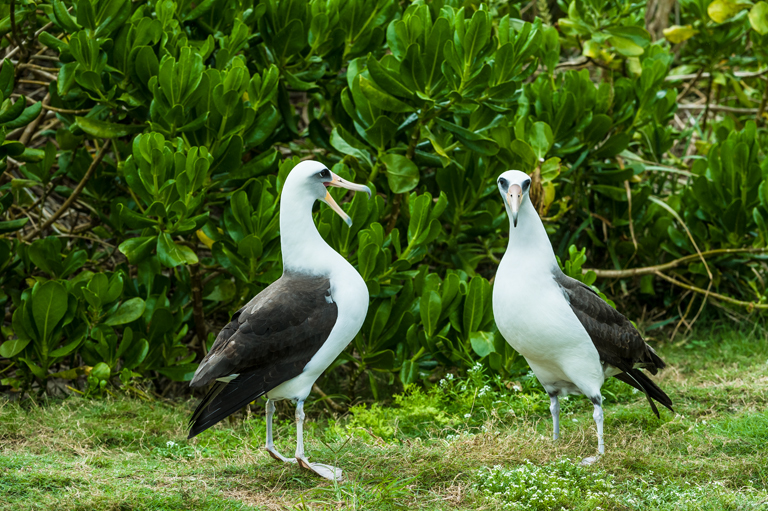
(553, 270, 673, 416)
(187, 272, 337, 437)
(553, 270, 662, 372)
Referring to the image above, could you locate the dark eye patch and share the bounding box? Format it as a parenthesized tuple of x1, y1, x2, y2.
(499, 178, 508, 188)
(522, 179, 531, 192)
(319, 169, 330, 179)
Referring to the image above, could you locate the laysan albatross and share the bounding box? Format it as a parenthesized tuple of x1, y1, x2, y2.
(187, 161, 371, 480)
(492, 170, 673, 462)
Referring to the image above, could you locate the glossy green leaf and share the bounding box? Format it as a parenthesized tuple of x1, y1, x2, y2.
(529, 122, 553, 160)
(0, 338, 31, 358)
(104, 298, 146, 326)
(118, 236, 157, 264)
(157, 363, 199, 381)
(0, 96, 26, 124)
(463, 277, 486, 334)
(330, 126, 372, 168)
(366, 54, 413, 98)
(434, 118, 499, 156)
(50, 337, 82, 358)
(750, 2, 768, 34)
(359, 75, 414, 113)
(122, 338, 149, 369)
(609, 36, 644, 57)
(31, 281, 68, 344)
(76, 0, 96, 30)
(0, 59, 14, 100)
(365, 116, 398, 150)
(508, 140, 537, 171)
(0, 217, 28, 234)
(420, 290, 442, 338)
(363, 350, 396, 370)
(382, 153, 419, 194)
(75, 117, 145, 138)
(157, 233, 198, 268)
(469, 331, 495, 357)
(51, 0, 81, 33)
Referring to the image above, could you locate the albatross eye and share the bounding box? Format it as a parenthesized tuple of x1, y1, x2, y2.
(522, 179, 531, 192)
(318, 169, 330, 179)
(499, 178, 507, 188)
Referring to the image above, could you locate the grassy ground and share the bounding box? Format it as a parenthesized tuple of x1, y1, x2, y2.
(1, 326, 768, 510)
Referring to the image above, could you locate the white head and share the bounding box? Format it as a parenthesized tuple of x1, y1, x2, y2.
(281, 160, 371, 226)
(497, 170, 532, 228)
(279, 161, 371, 274)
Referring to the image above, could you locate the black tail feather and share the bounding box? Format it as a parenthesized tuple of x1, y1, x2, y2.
(187, 372, 269, 439)
(613, 368, 674, 418)
(643, 344, 667, 375)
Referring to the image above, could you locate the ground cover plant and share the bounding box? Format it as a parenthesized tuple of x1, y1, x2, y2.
(1, 326, 767, 510)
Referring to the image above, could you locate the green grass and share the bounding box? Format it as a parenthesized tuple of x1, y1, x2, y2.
(1, 328, 768, 510)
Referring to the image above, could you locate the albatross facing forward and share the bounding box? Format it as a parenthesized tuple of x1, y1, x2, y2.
(187, 161, 371, 480)
(492, 170, 673, 462)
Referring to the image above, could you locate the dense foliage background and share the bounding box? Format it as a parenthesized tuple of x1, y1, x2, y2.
(0, 0, 766, 403)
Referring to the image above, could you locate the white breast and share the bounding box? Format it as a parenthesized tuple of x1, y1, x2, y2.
(493, 257, 604, 393)
(267, 259, 368, 402)
(303, 262, 368, 376)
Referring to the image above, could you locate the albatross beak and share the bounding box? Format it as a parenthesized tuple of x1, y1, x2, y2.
(321, 172, 372, 227)
(506, 184, 522, 228)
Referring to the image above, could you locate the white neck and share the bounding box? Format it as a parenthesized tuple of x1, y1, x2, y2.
(500, 197, 558, 272)
(279, 186, 339, 275)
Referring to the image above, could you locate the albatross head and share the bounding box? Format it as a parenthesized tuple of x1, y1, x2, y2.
(284, 161, 371, 226)
(497, 170, 531, 228)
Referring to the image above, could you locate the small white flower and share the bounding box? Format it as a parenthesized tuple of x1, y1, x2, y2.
(166, 440, 176, 447)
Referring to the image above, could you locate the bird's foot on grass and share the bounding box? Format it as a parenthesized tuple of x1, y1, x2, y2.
(297, 457, 343, 481)
(266, 447, 296, 463)
(579, 455, 601, 466)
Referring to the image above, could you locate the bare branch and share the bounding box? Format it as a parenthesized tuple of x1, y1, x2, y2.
(586, 248, 768, 278)
(678, 103, 759, 114)
(655, 271, 768, 310)
(23, 140, 112, 242)
(666, 68, 768, 81)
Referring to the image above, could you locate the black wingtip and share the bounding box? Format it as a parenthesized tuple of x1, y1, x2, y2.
(186, 372, 276, 441)
(614, 369, 674, 417)
(648, 395, 661, 418)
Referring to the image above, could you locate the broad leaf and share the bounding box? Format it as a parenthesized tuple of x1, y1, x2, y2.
(31, 281, 68, 344)
(382, 153, 419, 193)
(104, 298, 146, 326)
(157, 233, 198, 268)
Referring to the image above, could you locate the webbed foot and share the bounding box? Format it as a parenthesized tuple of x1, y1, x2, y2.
(266, 446, 296, 463)
(297, 457, 343, 481)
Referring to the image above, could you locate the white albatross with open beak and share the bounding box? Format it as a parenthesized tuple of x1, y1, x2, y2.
(187, 161, 371, 481)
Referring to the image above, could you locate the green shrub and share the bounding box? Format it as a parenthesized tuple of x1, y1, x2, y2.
(0, 0, 766, 399)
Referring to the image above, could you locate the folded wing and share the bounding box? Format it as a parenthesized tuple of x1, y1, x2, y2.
(553, 271, 673, 416)
(188, 273, 338, 438)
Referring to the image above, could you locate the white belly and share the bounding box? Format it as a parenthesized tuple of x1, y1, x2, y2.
(267, 265, 368, 402)
(493, 263, 604, 397)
